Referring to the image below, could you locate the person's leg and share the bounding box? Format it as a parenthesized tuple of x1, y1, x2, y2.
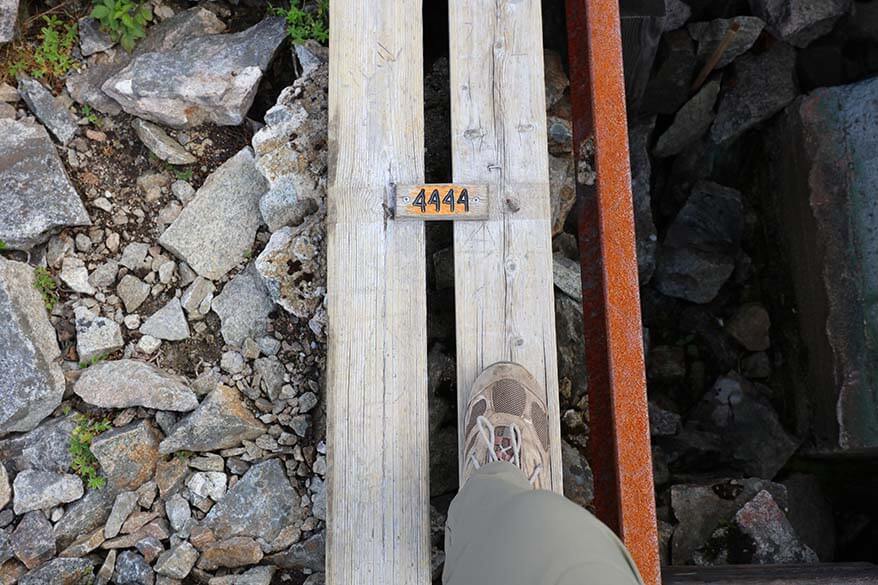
(443, 363, 644, 585)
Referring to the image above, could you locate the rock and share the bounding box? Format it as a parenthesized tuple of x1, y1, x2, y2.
(654, 181, 743, 303)
(159, 385, 264, 454)
(52, 487, 117, 549)
(117, 275, 150, 312)
(251, 42, 327, 230)
(120, 243, 151, 272)
(561, 440, 593, 508)
(17, 77, 78, 145)
(74, 359, 198, 411)
(678, 373, 799, 478)
(711, 43, 798, 144)
(270, 531, 324, 572)
(78, 17, 114, 56)
(725, 303, 771, 351)
(132, 538, 162, 563)
(159, 148, 267, 280)
(648, 402, 682, 436)
(212, 265, 274, 347)
(140, 298, 190, 341)
(164, 494, 190, 534)
(137, 335, 161, 355)
(0, 259, 67, 434)
(0, 0, 17, 43)
(12, 471, 83, 514)
(59, 257, 94, 295)
(220, 351, 244, 374)
(89, 260, 119, 289)
(0, 120, 90, 249)
(187, 471, 227, 503)
(642, 30, 697, 116)
(197, 537, 263, 570)
(11, 512, 55, 569)
(0, 415, 73, 474)
(688, 17, 765, 69)
(628, 116, 658, 284)
(58, 526, 105, 558)
(90, 420, 161, 491)
(749, 0, 851, 47)
(208, 566, 275, 585)
(96, 549, 116, 585)
(0, 464, 8, 510)
(202, 459, 301, 541)
(253, 357, 284, 399)
(103, 18, 286, 128)
(664, 0, 691, 31)
(154, 542, 197, 579)
(549, 154, 575, 237)
(767, 76, 878, 451)
(670, 478, 788, 564)
(254, 214, 326, 320)
(180, 277, 214, 320)
(104, 491, 139, 539)
(654, 80, 720, 158)
(555, 295, 587, 405)
(74, 306, 123, 363)
(699, 489, 818, 564)
(132, 120, 196, 165)
(17, 557, 93, 585)
(114, 551, 154, 585)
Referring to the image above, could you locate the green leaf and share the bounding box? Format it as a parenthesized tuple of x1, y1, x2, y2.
(90, 5, 109, 19)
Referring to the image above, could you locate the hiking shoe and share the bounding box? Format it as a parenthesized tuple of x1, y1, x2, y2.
(461, 362, 550, 489)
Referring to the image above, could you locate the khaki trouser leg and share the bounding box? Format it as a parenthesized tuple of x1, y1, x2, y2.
(443, 462, 645, 585)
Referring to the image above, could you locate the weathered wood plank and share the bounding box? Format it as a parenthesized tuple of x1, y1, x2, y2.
(326, 0, 429, 582)
(663, 563, 878, 584)
(449, 0, 563, 491)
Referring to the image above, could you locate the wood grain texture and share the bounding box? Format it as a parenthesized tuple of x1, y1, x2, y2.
(326, 0, 429, 582)
(449, 0, 563, 491)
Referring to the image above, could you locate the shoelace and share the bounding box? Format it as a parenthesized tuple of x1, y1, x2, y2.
(468, 415, 543, 486)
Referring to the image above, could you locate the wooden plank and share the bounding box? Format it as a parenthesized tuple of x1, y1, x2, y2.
(449, 0, 563, 491)
(394, 183, 489, 221)
(325, 0, 429, 582)
(663, 563, 878, 584)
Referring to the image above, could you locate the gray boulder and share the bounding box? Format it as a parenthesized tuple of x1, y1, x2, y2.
(18, 557, 93, 585)
(18, 77, 78, 145)
(114, 550, 153, 585)
(0, 463, 8, 510)
(74, 359, 198, 411)
(53, 487, 117, 549)
(12, 470, 83, 514)
(654, 181, 743, 303)
(628, 116, 658, 284)
(132, 119, 196, 165)
(561, 440, 593, 509)
(102, 17, 286, 128)
(654, 80, 720, 158)
(67, 7, 227, 115)
(0, 0, 17, 43)
(140, 298, 190, 341)
(687, 17, 765, 69)
(0, 415, 77, 473)
(159, 148, 267, 280)
(74, 306, 123, 363)
(255, 214, 326, 320)
(11, 511, 55, 568)
(159, 385, 264, 454)
(749, 0, 851, 47)
(711, 42, 798, 144)
(78, 17, 114, 56)
(202, 459, 302, 541)
(0, 258, 66, 434)
(270, 531, 325, 571)
(670, 478, 788, 564)
(212, 264, 274, 347)
(0, 120, 90, 249)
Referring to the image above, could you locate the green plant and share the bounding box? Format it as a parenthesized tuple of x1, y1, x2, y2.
(69, 415, 111, 490)
(81, 104, 102, 127)
(90, 0, 153, 52)
(33, 266, 59, 311)
(171, 166, 193, 181)
(271, 0, 329, 45)
(0, 239, 7, 251)
(174, 450, 192, 460)
(79, 353, 107, 369)
(27, 16, 78, 80)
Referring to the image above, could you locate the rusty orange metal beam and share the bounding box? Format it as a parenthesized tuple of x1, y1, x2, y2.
(564, 0, 661, 583)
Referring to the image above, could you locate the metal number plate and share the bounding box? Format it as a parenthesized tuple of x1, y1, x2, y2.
(394, 184, 489, 221)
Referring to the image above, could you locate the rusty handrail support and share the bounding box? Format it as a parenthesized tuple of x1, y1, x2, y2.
(565, 0, 661, 583)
